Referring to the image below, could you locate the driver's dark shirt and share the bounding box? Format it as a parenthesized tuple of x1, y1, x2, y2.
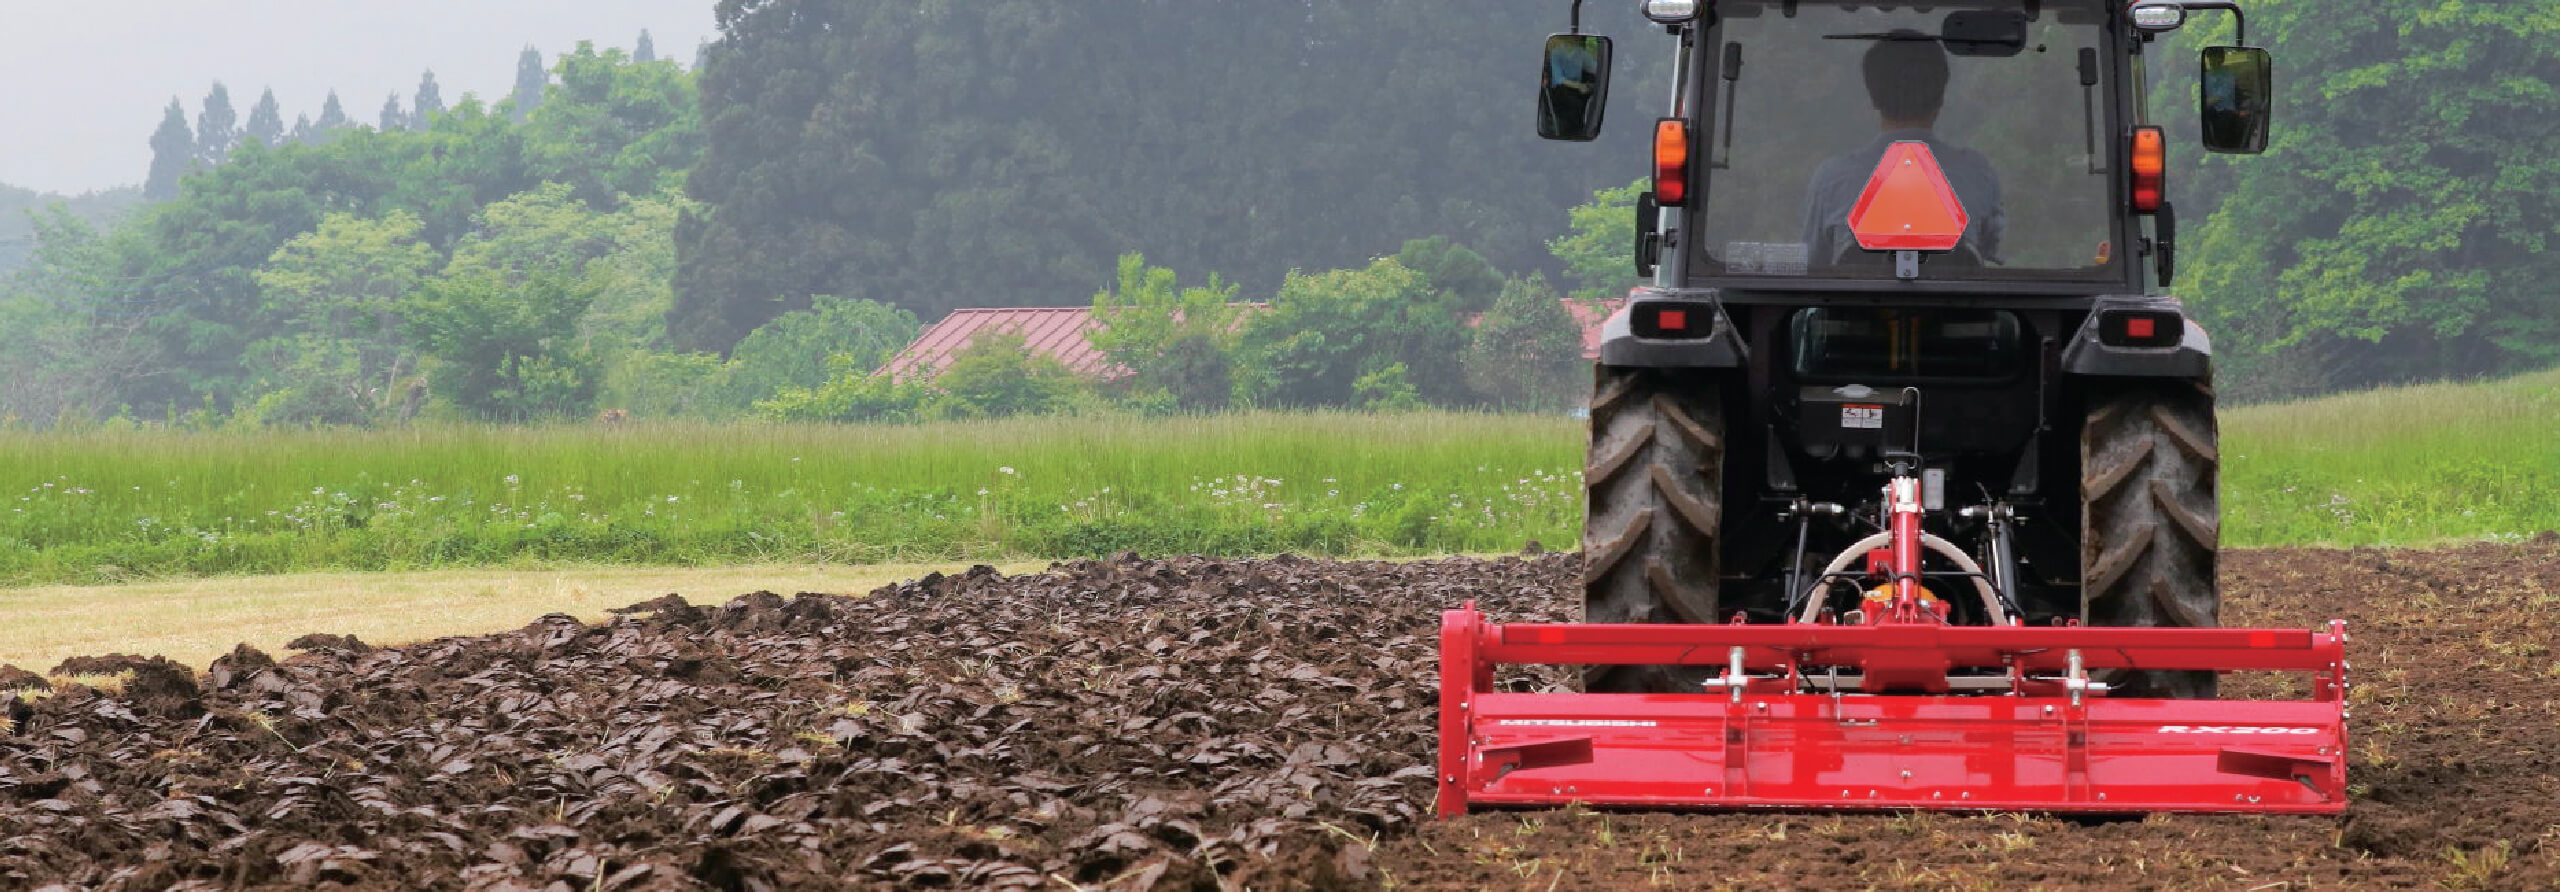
(1802, 128, 2005, 265)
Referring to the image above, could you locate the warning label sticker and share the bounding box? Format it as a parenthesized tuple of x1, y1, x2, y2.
(1842, 405, 1885, 430)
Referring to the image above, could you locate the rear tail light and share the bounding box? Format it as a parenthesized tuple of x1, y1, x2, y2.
(2130, 126, 2166, 213)
(2098, 309, 2181, 348)
(1653, 118, 1691, 206)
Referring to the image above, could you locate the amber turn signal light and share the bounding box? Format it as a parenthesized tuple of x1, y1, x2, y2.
(2130, 125, 2166, 214)
(1654, 119, 1691, 206)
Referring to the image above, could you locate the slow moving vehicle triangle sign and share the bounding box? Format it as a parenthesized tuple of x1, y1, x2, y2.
(1847, 141, 1970, 252)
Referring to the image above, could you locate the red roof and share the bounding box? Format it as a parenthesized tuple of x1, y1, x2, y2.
(1570, 298, 1624, 360)
(877, 307, 1114, 382)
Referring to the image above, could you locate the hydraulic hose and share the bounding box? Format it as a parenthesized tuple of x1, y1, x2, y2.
(1794, 531, 2006, 625)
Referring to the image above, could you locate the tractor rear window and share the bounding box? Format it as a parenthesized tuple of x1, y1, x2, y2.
(1791, 308, 2025, 381)
(1694, 0, 2122, 283)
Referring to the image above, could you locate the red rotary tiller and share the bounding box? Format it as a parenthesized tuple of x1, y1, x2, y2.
(1437, 463, 2350, 816)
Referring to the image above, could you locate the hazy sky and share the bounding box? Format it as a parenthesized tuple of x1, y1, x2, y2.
(0, 0, 718, 194)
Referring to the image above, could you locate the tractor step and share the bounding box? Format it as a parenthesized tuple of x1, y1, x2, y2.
(1437, 606, 2349, 816)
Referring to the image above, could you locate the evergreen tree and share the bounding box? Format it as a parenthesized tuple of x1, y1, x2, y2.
(510, 46, 547, 122)
(243, 88, 285, 148)
(194, 82, 238, 165)
(287, 113, 313, 145)
(378, 92, 408, 131)
(413, 71, 446, 124)
(634, 30, 656, 64)
(143, 99, 194, 201)
(314, 91, 350, 132)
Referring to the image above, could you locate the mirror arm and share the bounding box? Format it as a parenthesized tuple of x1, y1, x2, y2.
(2179, 1, 2246, 45)
(1570, 0, 1587, 34)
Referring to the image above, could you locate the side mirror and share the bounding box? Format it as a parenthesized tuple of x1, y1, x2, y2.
(2200, 46, 2272, 154)
(1539, 34, 1612, 142)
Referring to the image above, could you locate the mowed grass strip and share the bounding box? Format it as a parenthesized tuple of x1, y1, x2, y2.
(0, 562, 1045, 673)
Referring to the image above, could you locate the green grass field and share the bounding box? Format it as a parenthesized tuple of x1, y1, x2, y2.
(2220, 366, 2560, 548)
(0, 369, 2550, 586)
(0, 413, 1582, 585)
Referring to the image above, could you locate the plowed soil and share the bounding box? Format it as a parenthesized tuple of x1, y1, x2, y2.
(3, 542, 2555, 890)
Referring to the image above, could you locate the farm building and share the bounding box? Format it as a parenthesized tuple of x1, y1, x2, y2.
(879, 299, 1623, 384)
(875, 307, 1126, 383)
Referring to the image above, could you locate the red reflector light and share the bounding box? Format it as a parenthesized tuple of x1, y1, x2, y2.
(2131, 126, 2166, 214)
(1632, 301, 1713, 340)
(1653, 119, 1690, 206)
(2098, 310, 2182, 348)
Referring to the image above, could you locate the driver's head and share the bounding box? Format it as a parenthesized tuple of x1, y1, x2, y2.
(1864, 31, 1951, 123)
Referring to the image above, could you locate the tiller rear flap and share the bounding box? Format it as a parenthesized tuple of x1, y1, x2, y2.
(1437, 609, 2350, 816)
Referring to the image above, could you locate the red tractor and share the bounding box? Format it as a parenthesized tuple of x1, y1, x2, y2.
(1440, 0, 2348, 815)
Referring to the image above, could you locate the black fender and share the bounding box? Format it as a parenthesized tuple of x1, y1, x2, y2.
(2061, 295, 2213, 380)
(1597, 288, 1749, 369)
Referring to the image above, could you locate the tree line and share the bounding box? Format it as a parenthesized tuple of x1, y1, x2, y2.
(761, 243, 1591, 423)
(675, 0, 2558, 403)
(0, 2, 2548, 427)
(137, 38, 665, 202)
(2170, 5, 2560, 399)
(668, 0, 1678, 351)
(0, 39, 712, 426)
(0, 25, 1593, 429)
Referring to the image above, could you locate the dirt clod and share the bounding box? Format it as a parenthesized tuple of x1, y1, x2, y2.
(0, 665, 47, 692)
(284, 633, 372, 653)
(0, 544, 2553, 889)
(47, 653, 156, 676)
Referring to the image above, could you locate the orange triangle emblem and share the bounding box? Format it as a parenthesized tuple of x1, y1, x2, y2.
(1846, 141, 1970, 252)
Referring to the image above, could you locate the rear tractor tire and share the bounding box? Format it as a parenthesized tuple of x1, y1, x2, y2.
(2080, 381, 2222, 698)
(1580, 366, 1725, 694)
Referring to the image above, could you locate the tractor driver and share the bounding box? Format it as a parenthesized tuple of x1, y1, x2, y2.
(1801, 31, 2006, 268)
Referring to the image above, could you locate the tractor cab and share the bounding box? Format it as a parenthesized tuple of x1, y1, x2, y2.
(1542, 0, 2269, 292)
